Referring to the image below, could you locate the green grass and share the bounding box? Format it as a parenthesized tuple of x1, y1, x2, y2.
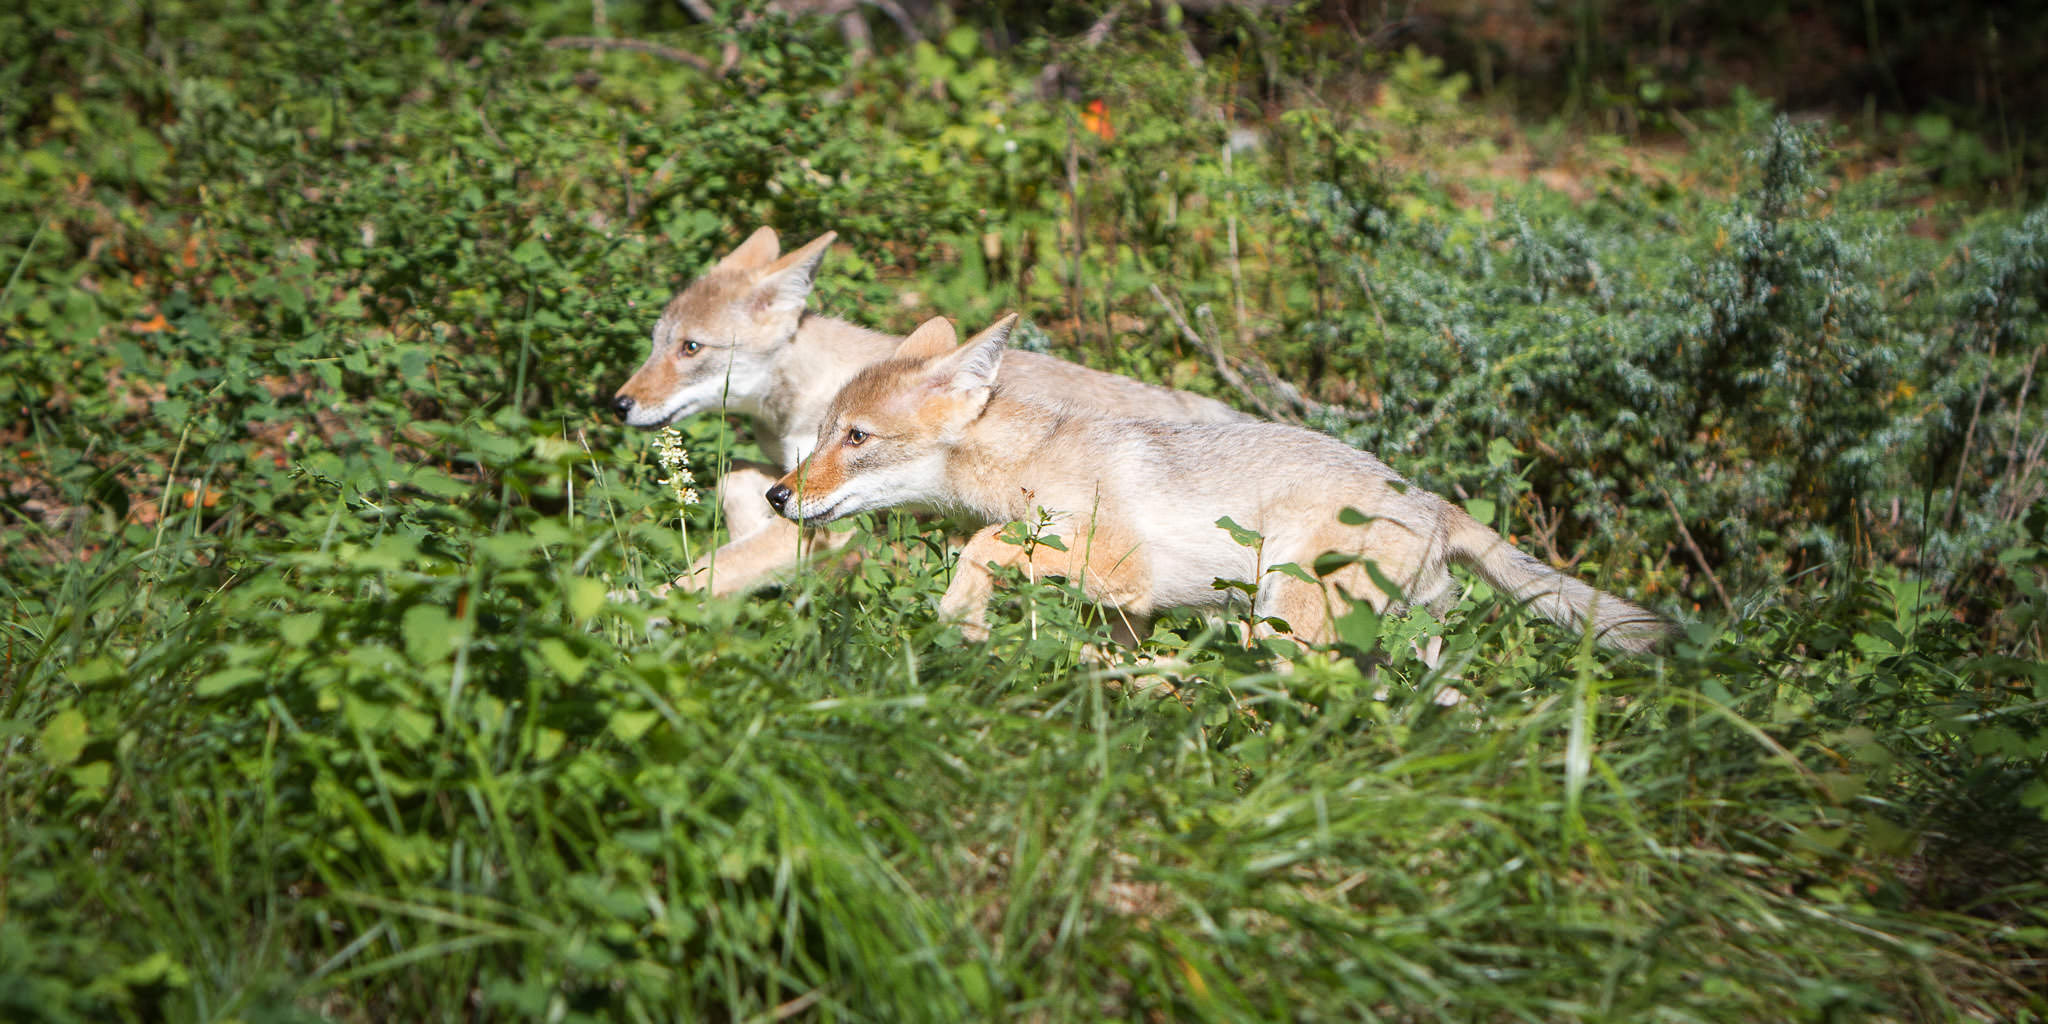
(3, 2, 2046, 1020)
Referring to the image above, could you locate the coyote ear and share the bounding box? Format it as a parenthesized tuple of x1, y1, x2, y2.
(936, 313, 1016, 394)
(894, 316, 958, 361)
(753, 230, 836, 317)
(718, 226, 780, 272)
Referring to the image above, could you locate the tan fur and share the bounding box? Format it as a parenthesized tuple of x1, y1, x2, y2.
(773, 316, 1674, 654)
(615, 229, 1247, 596)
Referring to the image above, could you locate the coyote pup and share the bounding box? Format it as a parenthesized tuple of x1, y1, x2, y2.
(766, 314, 1671, 654)
(611, 227, 1243, 597)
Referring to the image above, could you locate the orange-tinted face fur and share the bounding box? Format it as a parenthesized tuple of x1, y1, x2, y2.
(612, 228, 833, 427)
(772, 316, 1012, 524)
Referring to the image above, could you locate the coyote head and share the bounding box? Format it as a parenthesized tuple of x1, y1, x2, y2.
(766, 314, 1016, 525)
(610, 227, 835, 428)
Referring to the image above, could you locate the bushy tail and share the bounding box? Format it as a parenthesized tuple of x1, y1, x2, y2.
(1446, 510, 1673, 653)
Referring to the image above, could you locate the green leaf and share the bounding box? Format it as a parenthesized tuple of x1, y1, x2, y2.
(103, 951, 191, 992)
(943, 25, 978, 59)
(65, 656, 123, 688)
(1267, 562, 1317, 585)
(609, 709, 659, 743)
(279, 611, 324, 647)
(40, 709, 88, 768)
(538, 638, 587, 682)
(1911, 113, 1952, 143)
(68, 760, 112, 797)
(195, 666, 266, 697)
(406, 466, 472, 498)
(1216, 516, 1262, 547)
(1463, 498, 1496, 525)
(533, 728, 566, 762)
(1333, 602, 1383, 651)
(1486, 436, 1521, 468)
(403, 604, 456, 664)
(566, 576, 606, 622)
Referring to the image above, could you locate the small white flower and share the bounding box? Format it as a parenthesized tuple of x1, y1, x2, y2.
(653, 427, 701, 507)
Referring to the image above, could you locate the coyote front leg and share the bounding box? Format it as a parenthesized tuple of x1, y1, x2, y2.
(667, 464, 854, 598)
(938, 522, 1152, 643)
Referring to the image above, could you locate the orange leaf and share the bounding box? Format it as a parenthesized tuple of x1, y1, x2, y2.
(1081, 99, 1114, 142)
(131, 313, 168, 333)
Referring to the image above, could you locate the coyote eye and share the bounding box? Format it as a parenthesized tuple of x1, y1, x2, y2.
(845, 427, 869, 446)
(681, 339, 703, 355)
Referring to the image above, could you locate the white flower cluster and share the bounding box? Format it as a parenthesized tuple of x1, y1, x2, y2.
(652, 426, 700, 508)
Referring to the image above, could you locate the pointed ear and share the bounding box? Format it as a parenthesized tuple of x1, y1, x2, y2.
(717, 226, 780, 272)
(932, 313, 1017, 393)
(752, 230, 836, 317)
(893, 316, 958, 361)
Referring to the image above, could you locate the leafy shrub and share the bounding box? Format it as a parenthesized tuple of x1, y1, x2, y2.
(1, 2, 2044, 1020)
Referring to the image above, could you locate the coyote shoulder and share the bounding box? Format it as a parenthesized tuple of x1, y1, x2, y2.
(767, 315, 1672, 654)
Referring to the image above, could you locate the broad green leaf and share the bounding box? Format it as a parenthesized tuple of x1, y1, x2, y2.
(1267, 562, 1317, 584)
(566, 576, 606, 622)
(68, 760, 112, 796)
(538, 638, 587, 682)
(609, 709, 659, 743)
(40, 709, 87, 767)
(1216, 516, 1262, 547)
(279, 611, 324, 647)
(195, 666, 265, 697)
(402, 604, 456, 664)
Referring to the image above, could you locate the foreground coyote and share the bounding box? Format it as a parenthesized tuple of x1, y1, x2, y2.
(611, 227, 1243, 596)
(766, 314, 1672, 654)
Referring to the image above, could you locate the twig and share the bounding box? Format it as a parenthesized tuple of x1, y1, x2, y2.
(836, 9, 872, 64)
(1945, 334, 1998, 531)
(1656, 483, 1736, 619)
(1037, 3, 1123, 97)
(453, 0, 491, 34)
(1148, 283, 1290, 423)
(862, 0, 922, 41)
(546, 36, 714, 73)
(1064, 123, 1088, 352)
(1223, 140, 1250, 348)
(1150, 281, 1373, 426)
(469, 96, 509, 151)
(1082, 4, 1122, 47)
(2005, 341, 2041, 473)
(674, 0, 716, 22)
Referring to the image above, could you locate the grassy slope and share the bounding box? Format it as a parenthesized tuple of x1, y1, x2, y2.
(1, 3, 2044, 1021)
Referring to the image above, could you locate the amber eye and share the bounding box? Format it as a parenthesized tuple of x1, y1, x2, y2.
(681, 339, 703, 355)
(845, 427, 869, 446)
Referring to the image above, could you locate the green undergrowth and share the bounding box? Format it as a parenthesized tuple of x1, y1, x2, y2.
(3, 1, 2045, 1020)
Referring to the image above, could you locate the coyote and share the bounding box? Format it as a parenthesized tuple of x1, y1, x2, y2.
(765, 314, 1672, 654)
(611, 227, 1244, 596)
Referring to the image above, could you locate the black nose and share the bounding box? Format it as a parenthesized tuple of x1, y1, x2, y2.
(765, 483, 791, 516)
(612, 394, 635, 419)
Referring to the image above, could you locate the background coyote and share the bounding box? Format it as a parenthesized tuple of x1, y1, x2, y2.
(611, 227, 1245, 596)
